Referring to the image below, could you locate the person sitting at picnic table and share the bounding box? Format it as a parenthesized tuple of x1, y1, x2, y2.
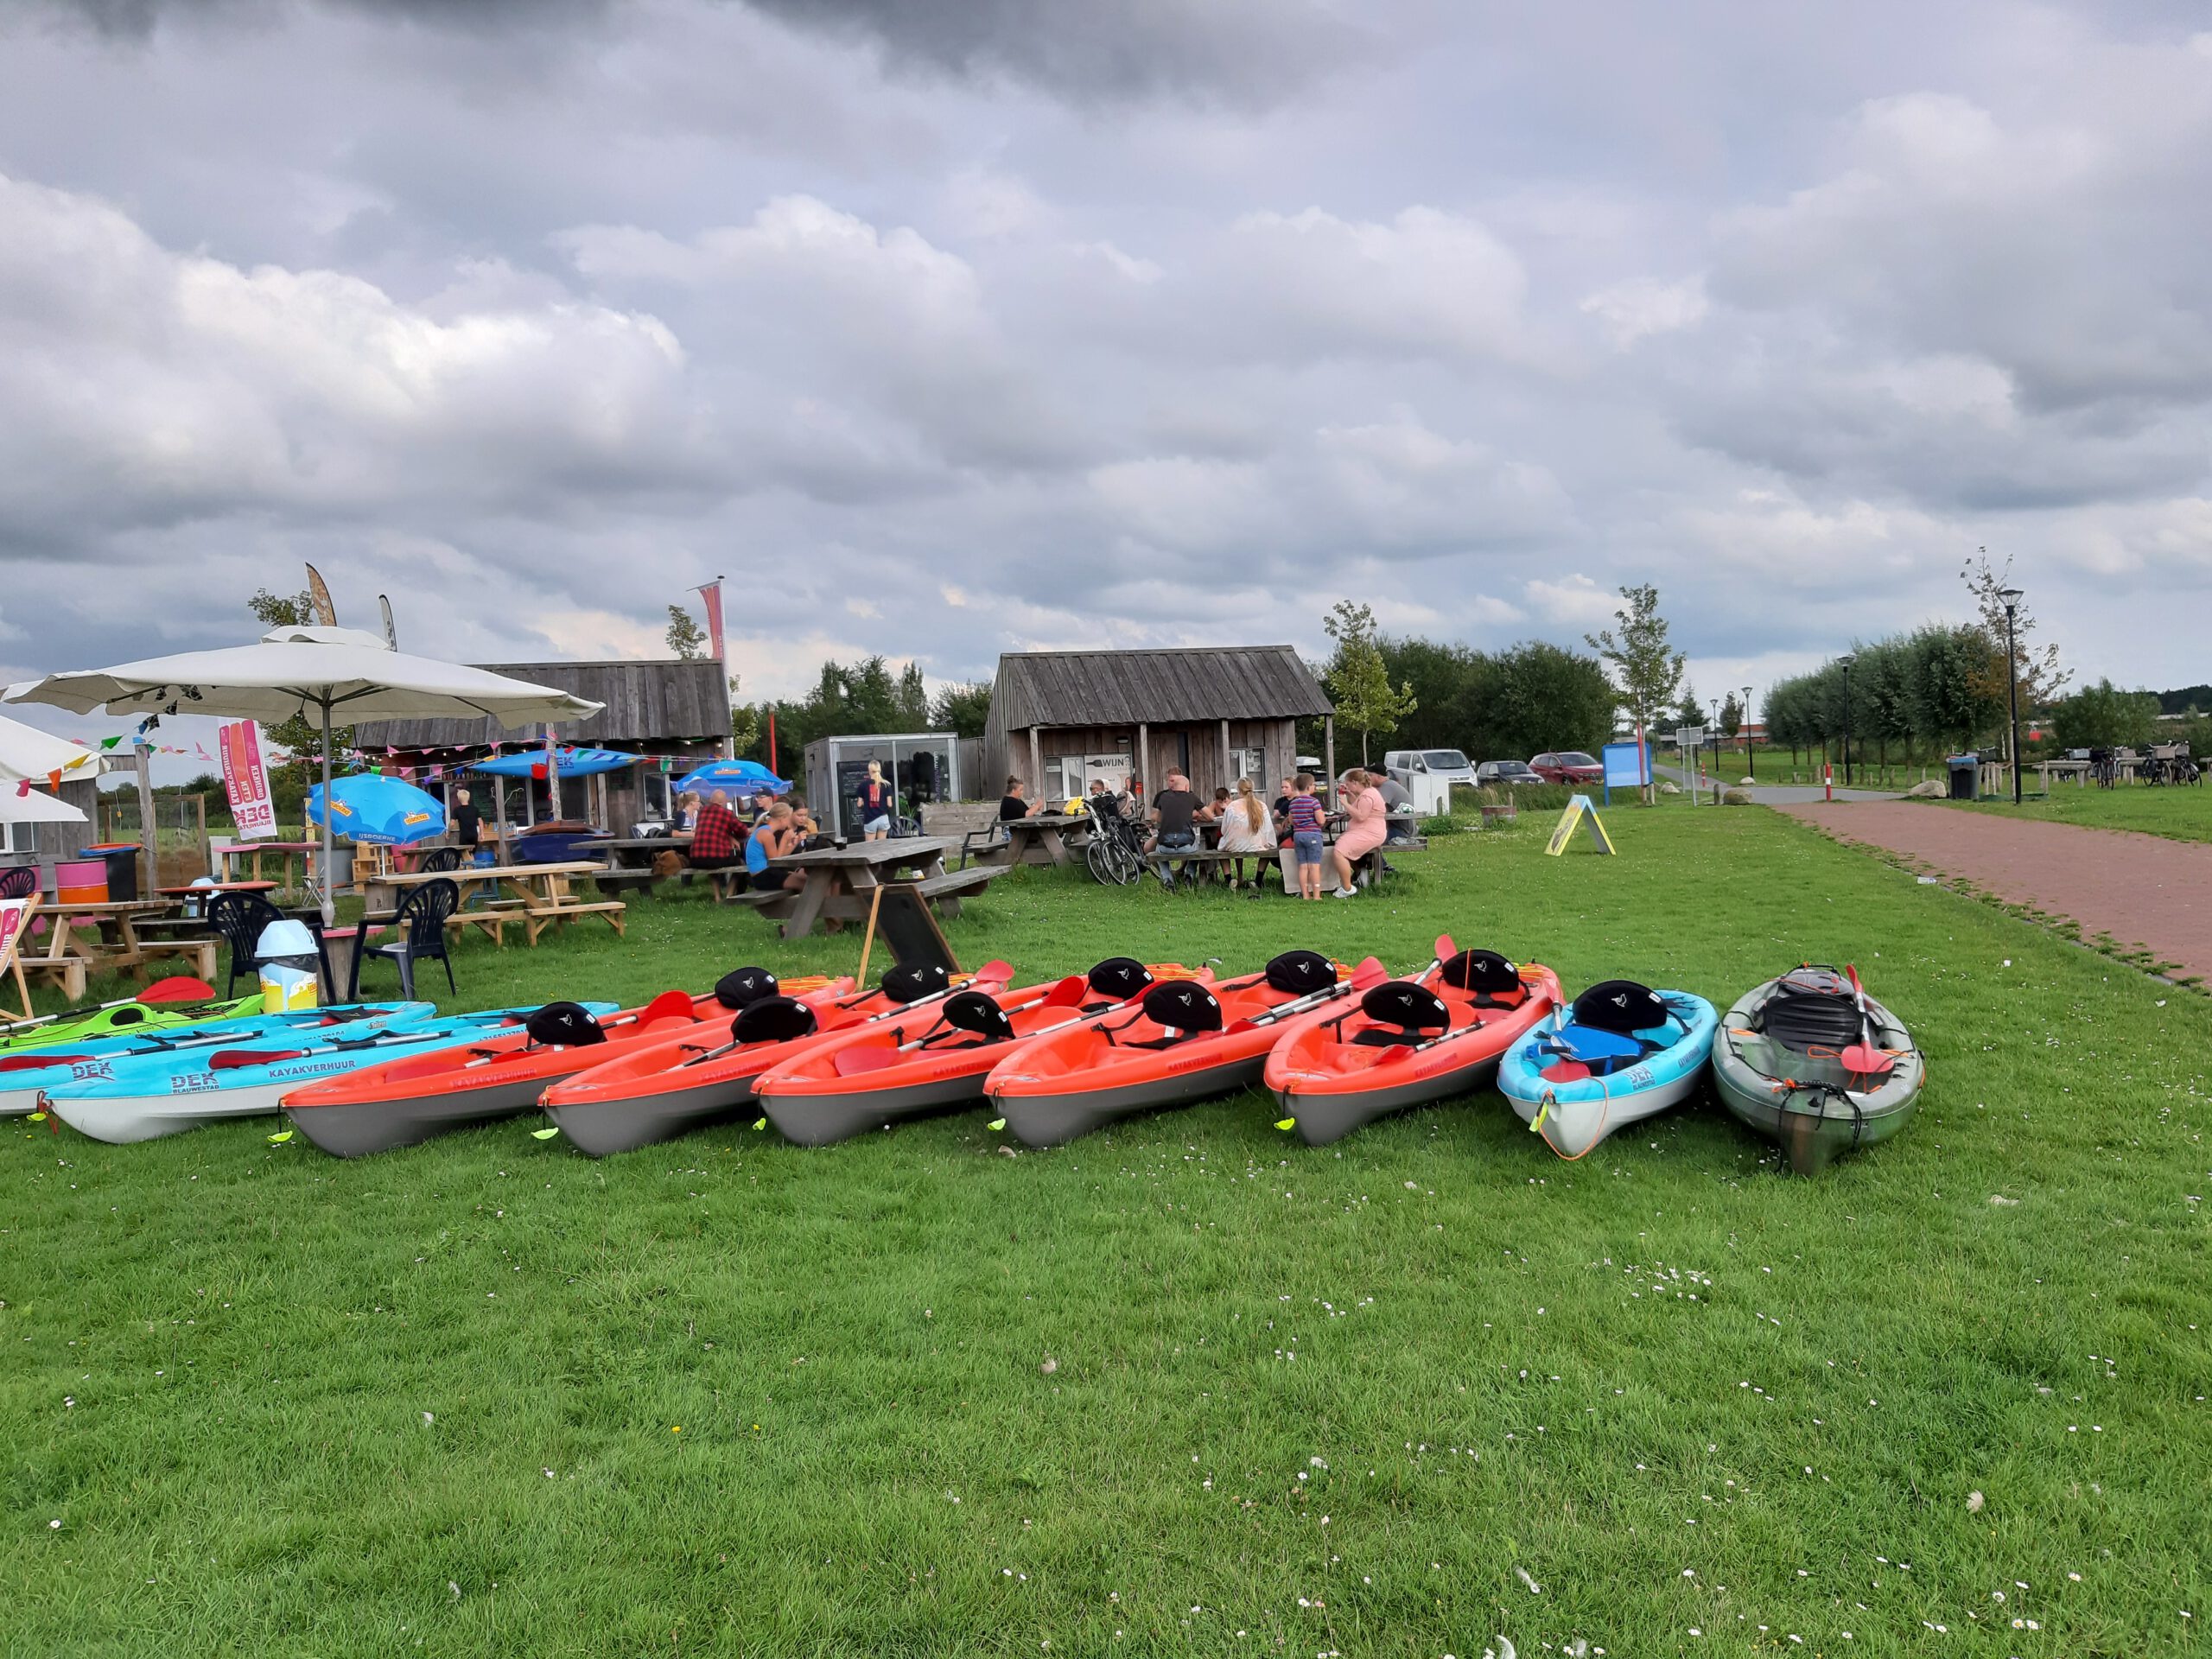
(1148, 769, 1202, 888)
(1331, 768, 1389, 898)
(742, 804, 804, 893)
(748, 786, 777, 825)
(687, 790, 744, 874)
(1197, 785, 1232, 830)
(855, 760, 895, 842)
(1270, 777, 1298, 848)
(999, 777, 1040, 822)
(1215, 777, 1274, 888)
(1369, 771, 1417, 842)
(676, 791, 702, 831)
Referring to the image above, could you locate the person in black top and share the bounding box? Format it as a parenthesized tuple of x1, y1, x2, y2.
(450, 787, 484, 861)
(999, 777, 1039, 822)
(1270, 777, 1297, 847)
(1148, 769, 1202, 888)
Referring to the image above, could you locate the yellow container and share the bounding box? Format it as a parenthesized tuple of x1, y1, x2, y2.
(260, 964, 319, 1014)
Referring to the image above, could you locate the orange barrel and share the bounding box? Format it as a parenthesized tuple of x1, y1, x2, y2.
(55, 858, 107, 906)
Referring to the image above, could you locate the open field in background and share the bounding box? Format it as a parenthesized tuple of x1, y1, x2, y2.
(1936, 785, 2212, 846)
(6, 808, 2209, 1656)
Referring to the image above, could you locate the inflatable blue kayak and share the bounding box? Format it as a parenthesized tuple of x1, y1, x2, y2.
(40, 1003, 613, 1144)
(3, 1003, 432, 1117)
(1498, 980, 1718, 1159)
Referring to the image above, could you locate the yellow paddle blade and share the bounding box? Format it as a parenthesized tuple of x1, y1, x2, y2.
(753, 1118, 766, 1130)
(531, 1127, 560, 1141)
(27, 1111, 46, 1123)
(987, 1118, 1007, 1133)
(1529, 1102, 1550, 1133)
(267, 1129, 294, 1144)
(1274, 1118, 1296, 1131)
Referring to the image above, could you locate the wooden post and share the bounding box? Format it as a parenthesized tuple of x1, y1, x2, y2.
(1323, 715, 1336, 802)
(1027, 726, 1043, 797)
(195, 792, 210, 880)
(133, 744, 157, 895)
(494, 773, 510, 859)
(1136, 722, 1148, 791)
(1220, 718, 1230, 785)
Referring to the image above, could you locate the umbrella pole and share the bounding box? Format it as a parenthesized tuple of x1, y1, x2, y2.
(319, 698, 336, 925)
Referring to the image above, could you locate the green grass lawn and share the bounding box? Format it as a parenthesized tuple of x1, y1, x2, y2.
(1939, 784, 2212, 845)
(7, 810, 2209, 1656)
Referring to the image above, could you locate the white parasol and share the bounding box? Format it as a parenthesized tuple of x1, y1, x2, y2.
(10, 626, 601, 918)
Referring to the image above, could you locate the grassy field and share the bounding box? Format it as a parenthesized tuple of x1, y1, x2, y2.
(1940, 785, 2212, 845)
(6, 808, 2209, 1656)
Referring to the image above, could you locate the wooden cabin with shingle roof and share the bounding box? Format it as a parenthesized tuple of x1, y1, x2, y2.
(983, 646, 1334, 804)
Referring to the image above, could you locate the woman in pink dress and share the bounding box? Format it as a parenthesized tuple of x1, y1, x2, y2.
(1331, 769, 1389, 898)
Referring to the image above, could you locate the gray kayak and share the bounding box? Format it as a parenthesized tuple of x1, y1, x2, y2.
(1710, 972, 1923, 1174)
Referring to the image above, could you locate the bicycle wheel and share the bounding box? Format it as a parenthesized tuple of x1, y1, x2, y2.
(1112, 841, 1142, 885)
(1086, 838, 1116, 885)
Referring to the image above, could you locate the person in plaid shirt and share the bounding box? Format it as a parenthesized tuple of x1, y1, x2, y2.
(689, 790, 743, 871)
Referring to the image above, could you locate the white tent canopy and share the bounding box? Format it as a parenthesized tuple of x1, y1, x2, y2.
(10, 626, 603, 919)
(0, 709, 98, 784)
(0, 785, 87, 825)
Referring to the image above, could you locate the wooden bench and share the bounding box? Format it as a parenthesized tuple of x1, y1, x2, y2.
(912, 866, 1000, 917)
(522, 899, 626, 947)
(1142, 848, 1270, 889)
(590, 868, 660, 898)
(135, 938, 218, 980)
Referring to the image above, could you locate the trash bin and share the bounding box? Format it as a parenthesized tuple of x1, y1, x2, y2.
(86, 842, 142, 902)
(1946, 755, 1979, 801)
(256, 918, 321, 1013)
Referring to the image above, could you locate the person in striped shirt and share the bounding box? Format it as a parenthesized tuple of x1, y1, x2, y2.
(1286, 772, 1327, 900)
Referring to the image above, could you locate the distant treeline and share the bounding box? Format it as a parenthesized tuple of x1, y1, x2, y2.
(1370, 638, 1617, 761)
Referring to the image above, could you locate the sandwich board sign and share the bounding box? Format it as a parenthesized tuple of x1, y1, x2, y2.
(1544, 793, 1616, 856)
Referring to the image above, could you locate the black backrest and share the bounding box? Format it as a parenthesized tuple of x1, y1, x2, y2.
(715, 967, 780, 1009)
(526, 1001, 605, 1046)
(1440, 949, 1520, 995)
(1264, 950, 1336, 996)
(1085, 957, 1154, 1002)
(1573, 980, 1669, 1034)
(880, 962, 951, 1004)
(420, 847, 463, 873)
(941, 990, 1016, 1042)
(397, 880, 460, 954)
(207, 891, 289, 959)
(1144, 980, 1223, 1033)
(0, 867, 36, 901)
(1763, 969, 1861, 1052)
(732, 995, 817, 1046)
(1360, 981, 1452, 1033)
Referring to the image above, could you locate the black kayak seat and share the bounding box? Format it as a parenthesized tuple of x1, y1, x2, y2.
(731, 995, 817, 1046)
(715, 967, 780, 1010)
(938, 990, 1017, 1044)
(1351, 981, 1452, 1046)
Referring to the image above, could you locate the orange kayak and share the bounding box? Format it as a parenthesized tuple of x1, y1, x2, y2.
(1265, 951, 1563, 1145)
(755, 959, 1205, 1146)
(986, 951, 1369, 1147)
(283, 970, 846, 1157)
(543, 962, 1007, 1156)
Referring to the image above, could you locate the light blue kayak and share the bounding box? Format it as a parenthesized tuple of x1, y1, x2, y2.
(2, 1003, 433, 1117)
(41, 1004, 614, 1144)
(1498, 984, 1718, 1159)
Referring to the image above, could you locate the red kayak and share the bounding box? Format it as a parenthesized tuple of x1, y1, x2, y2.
(542, 961, 1009, 1156)
(1265, 946, 1563, 1145)
(985, 951, 1380, 1147)
(754, 959, 1207, 1146)
(282, 970, 847, 1156)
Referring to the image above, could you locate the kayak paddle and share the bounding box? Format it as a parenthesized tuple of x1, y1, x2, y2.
(830, 977, 1089, 1077)
(1839, 966, 1895, 1077)
(675, 965, 1012, 1071)
(1228, 957, 1385, 1034)
(0, 976, 222, 1038)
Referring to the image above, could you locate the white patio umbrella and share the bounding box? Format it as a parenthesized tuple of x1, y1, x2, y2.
(0, 784, 86, 825)
(9, 626, 602, 919)
(0, 709, 98, 784)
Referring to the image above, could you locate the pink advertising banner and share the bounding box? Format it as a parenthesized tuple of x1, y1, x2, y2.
(219, 721, 277, 840)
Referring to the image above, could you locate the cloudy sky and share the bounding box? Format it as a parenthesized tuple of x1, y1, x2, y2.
(3, 0, 2208, 760)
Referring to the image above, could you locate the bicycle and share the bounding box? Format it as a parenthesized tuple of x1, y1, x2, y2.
(1084, 798, 1143, 886)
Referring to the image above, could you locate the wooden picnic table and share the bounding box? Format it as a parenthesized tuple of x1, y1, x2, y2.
(733, 836, 998, 940)
(16, 898, 216, 999)
(971, 811, 1087, 869)
(215, 840, 320, 891)
(157, 880, 277, 920)
(359, 861, 624, 948)
(593, 834, 692, 869)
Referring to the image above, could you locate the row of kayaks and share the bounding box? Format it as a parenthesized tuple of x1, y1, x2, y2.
(11, 947, 1923, 1173)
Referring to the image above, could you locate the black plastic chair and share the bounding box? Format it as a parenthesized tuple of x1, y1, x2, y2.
(418, 847, 463, 873)
(347, 878, 459, 1001)
(206, 890, 291, 999)
(0, 867, 36, 901)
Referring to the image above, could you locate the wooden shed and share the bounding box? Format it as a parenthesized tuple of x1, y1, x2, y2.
(353, 658, 728, 834)
(983, 646, 1334, 804)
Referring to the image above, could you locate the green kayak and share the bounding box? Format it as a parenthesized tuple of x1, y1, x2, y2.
(1710, 966, 1923, 1175)
(0, 989, 261, 1055)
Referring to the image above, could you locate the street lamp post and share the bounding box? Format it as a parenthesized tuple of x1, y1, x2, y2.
(1999, 586, 2024, 805)
(1709, 696, 1721, 798)
(1839, 656, 1855, 788)
(1742, 684, 1755, 780)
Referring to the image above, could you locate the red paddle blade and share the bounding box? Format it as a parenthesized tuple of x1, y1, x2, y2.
(1434, 935, 1456, 964)
(1541, 1060, 1592, 1083)
(1346, 957, 1387, 990)
(1044, 976, 1090, 1007)
(0, 1054, 88, 1072)
(831, 1044, 905, 1077)
(639, 989, 698, 1026)
(141, 976, 217, 1004)
(1839, 1044, 1895, 1076)
(209, 1048, 307, 1071)
(973, 959, 1014, 988)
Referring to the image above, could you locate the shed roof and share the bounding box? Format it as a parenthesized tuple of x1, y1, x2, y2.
(351, 658, 727, 750)
(992, 646, 1332, 728)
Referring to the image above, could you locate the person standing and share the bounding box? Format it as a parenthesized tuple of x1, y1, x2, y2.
(1148, 769, 1202, 888)
(449, 785, 488, 866)
(1286, 772, 1327, 899)
(1331, 767, 1388, 898)
(855, 760, 894, 842)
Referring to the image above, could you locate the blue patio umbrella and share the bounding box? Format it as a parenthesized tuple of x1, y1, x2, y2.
(468, 745, 639, 779)
(673, 759, 791, 795)
(307, 774, 448, 846)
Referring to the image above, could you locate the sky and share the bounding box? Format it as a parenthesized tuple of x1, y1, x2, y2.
(1, 0, 2208, 769)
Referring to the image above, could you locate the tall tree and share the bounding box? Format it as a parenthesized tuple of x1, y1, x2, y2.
(1482, 641, 1616, 759)
(1674, 684, 1706, 735)
(1321, 601, 1418, 764)
(894, 662, 930, 730)
(665, 605, 707, 661)
(246, 588, 352, 776)
(1960, 550, 2070, 752)
(1719, 691, 1743, 740)
(1586, 584, 1687, 797)
(930, 680, 994, 738)
(2056, 679, 2159, 750)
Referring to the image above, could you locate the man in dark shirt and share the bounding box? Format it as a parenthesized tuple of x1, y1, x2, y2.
(1149, 769, 1202, 888)
(689, 791, 743, 870)
(450, 787, 483, 857)
(999, 777, 1039, 822)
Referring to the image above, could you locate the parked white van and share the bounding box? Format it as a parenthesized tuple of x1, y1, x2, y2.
(1382, 748, 1477, 814)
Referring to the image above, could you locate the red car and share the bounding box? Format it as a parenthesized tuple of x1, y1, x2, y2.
(1529, 750, 1605, 785)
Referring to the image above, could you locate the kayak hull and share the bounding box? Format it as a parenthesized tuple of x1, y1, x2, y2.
(545, 1070, 766, 1157)
(994, 1053, 1270, 1147)
(1709, 978, 1923, 1174)
(1497, 990, 1719, 1160)
(1265, 963, 1562, 1146)
(760, 1069, 989, 1147)
(283, 1073, 554, 1157)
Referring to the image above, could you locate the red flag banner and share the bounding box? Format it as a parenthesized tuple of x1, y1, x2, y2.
(219, 721, 277, 840)
(694, 579, 726, 664)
